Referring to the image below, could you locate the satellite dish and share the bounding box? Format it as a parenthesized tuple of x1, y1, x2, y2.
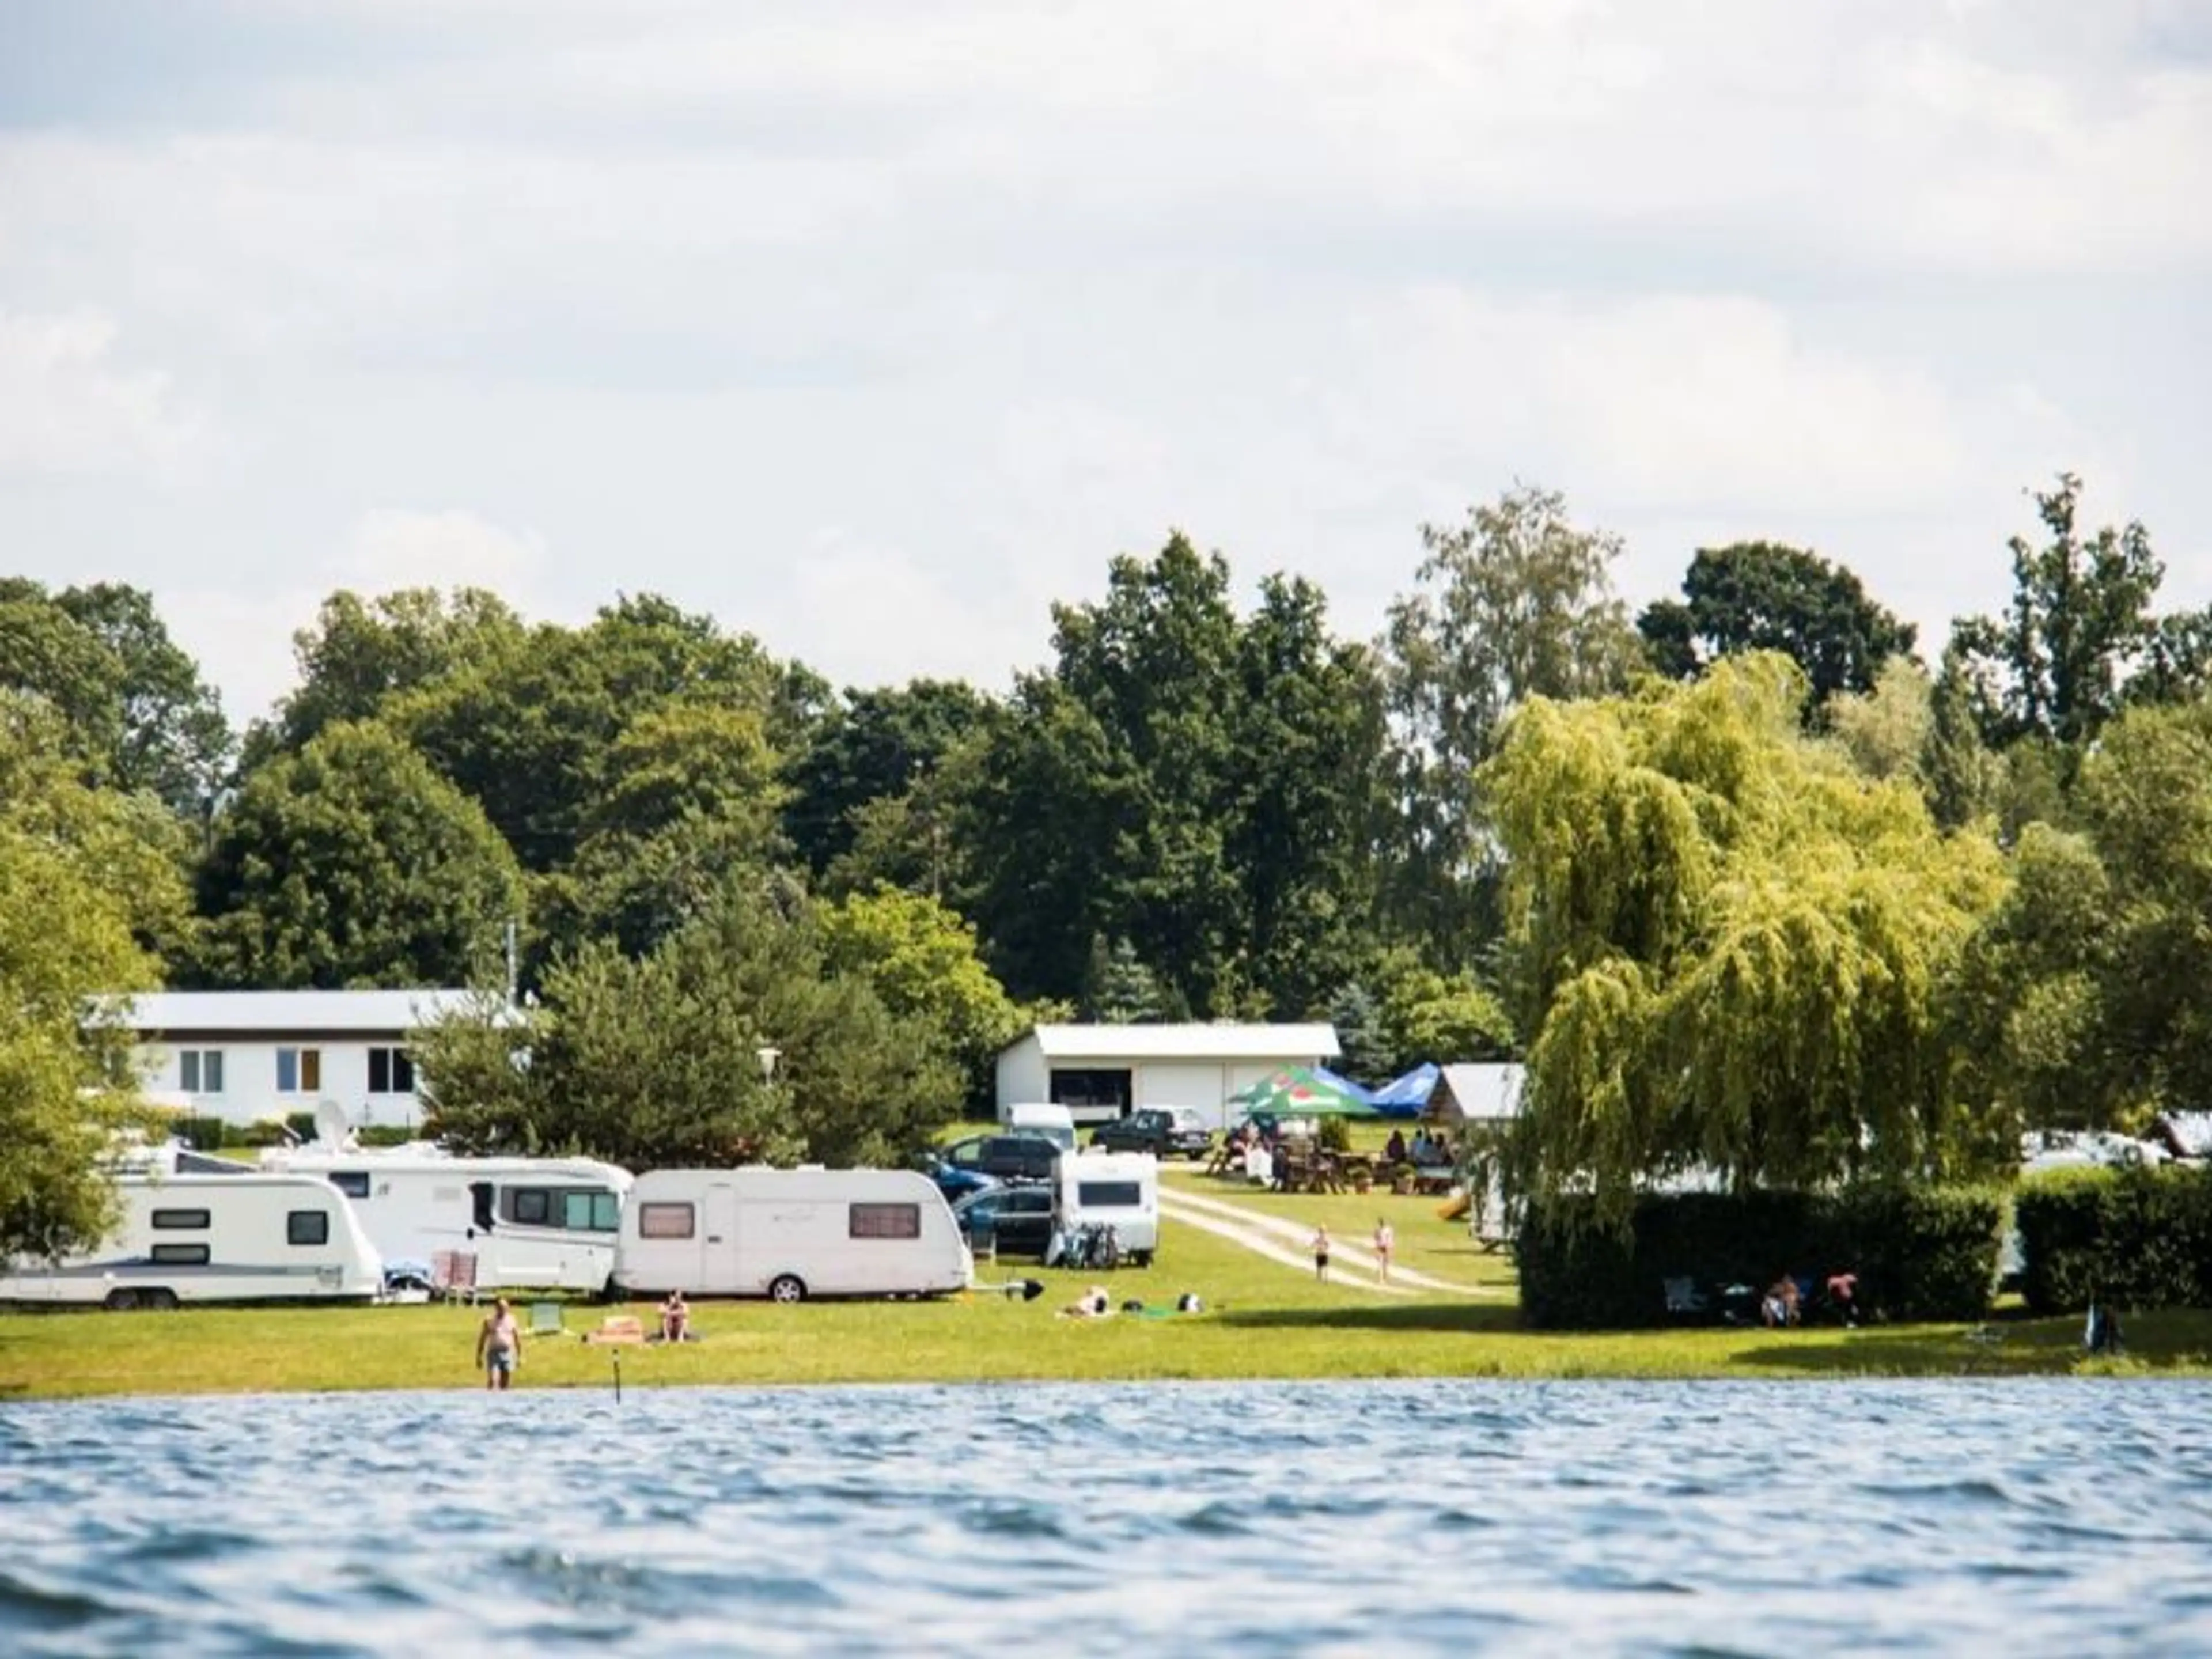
(313, 1099, 355, 1149)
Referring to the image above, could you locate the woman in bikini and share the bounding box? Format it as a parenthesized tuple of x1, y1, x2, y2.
(1312, 1225, 1331, 1283)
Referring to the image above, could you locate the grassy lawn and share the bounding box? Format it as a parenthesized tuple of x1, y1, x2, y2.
(5, 1203, 2209, 1399)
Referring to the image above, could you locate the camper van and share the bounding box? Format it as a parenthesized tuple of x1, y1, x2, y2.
(262, 1140, 633, 1293)
(613, 1168, 971, 1302)
(1001, 1101, 1078, 1152)
(1056, 1149, 1160, 1264)
(0, 1151, 382, 1310)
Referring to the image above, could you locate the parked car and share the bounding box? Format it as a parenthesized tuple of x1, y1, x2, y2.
(1090, 1108, 1213, 1160)
(940, 1133, 1062, 1185)
(915, 1151, 1001, 1202)
(951, 1184, 1058, 1259)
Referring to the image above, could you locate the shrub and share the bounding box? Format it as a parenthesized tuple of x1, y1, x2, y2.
(358, 1124, 418, 1148)
(2014, 1165, 2212, 1315)
(1317, 1116, 1352, 1153)
(285, 1110, 319, 1141)
(1517, 1185, 2005, 1328)
(172, 1115, 231, 1150)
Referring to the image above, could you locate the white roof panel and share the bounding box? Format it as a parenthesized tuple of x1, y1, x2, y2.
(108, 989, 487, 1035)
(1028, 1023, 1340, 1062)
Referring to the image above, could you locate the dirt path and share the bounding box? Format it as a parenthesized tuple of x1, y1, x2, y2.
(1159, 1184, 1497, 1297)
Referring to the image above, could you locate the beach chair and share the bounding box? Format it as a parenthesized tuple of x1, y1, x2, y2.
(431, 1250, 480, 1305)
(528, 1301, 565, 1336)
(1662, 1276, 1710, 1320)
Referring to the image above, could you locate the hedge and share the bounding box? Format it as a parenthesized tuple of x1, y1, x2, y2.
(1517, 1185, 2005, 1328)
(2014, 1165, 2212, 1315)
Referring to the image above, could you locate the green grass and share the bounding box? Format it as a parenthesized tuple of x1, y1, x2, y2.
(5, 1206, 2209, 1399)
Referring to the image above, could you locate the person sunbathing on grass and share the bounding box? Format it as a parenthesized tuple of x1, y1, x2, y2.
(1059, 1285, 1112, 1319)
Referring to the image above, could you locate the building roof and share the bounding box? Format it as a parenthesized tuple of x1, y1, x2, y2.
(1433, 1062, 1525, 1121)
(1024, 1022, 1341, 1062)
(107, 989, 489, 1036)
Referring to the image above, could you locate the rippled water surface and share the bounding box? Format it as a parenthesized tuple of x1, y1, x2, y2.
(5, 1380, 2210, 1656)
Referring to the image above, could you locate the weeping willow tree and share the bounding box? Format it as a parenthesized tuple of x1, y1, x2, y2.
(1481, 653, 2008, 1222)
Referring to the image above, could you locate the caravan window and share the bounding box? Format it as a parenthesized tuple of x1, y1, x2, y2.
(287, 1210, 330, 1246)
(560, 1190, 621, 1232)
(637, 1203, 695, 1240)
(328, 1171, 371, 1199)
(1076, 1181, 1145, 1209)
(504, 1188, 552, 1226)
(150, 1243, 210, 1265)
(849, 1203, 921, 1241)
(151, 1209, 212, 1230)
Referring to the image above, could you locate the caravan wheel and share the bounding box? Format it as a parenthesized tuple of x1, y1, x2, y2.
(142, 1287, 180, 1311)
(767, 1275, 808, 1304)
(103, 1288, 141, 1312)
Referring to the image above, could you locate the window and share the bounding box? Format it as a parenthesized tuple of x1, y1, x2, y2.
(287, 1210, 330, 1247)
(637, 1203, 695, 1240)
(1076, 1181, 1144, 1209)
(327, 1172, 371, 1199)
(503, 1188, 552, 1226)
(850, 1202, 921, 1240)
(276, 1047, 322, 1093)
(560, 1190, 621, 1232)
(151, 1208, 212, 1230)
(150, 1243, 210, 1266)
(179, 1050, 225, 1094)
(367, 1047, 416, 1094)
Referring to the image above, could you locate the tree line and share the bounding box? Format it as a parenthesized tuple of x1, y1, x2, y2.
(5, 472, 2207, 1255)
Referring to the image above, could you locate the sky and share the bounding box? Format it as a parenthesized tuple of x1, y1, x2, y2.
(2, 0, 2208, 725)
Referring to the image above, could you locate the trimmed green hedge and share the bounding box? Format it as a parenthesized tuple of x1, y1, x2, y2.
(2014, 1165, 2212, 1315)
(1517, 1186, 2005, 1328)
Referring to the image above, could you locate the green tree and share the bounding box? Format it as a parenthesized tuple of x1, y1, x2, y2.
(0, 696, 178, 1263)
(1639, 542, 1916, 713)
(784, 680, 994, 877)
(1826, 656, 1932, 785)
(818, 884, 1024, 1108)
(0, 581, 232, 815)
(1078, 935, 1172, 1024)
(1380, 483, 1643, 959)
(192, 721, 525, 988)
(416, 884, 960, 1168)
(262, 587, 527, 760)
(1482, 654, 2009, 1218)
(1370, 946, 1516, 1075)
(1949, 474, 2163, 750)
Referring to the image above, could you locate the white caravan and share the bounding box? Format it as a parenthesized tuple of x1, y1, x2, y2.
(0, 1151, 381, 1310)
(1002, 1101, 1078, 1152)
(613, 1168, 971, 1302)
(1056, 1149, 1161, 1263)
(262, 1141, 632, 1293)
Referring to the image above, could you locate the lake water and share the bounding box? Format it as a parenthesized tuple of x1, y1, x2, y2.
(3, 1379, 2208, 1656)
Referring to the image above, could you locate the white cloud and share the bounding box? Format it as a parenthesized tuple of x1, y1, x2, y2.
(0, 308, 210, 482)
(339, 507, 547, 596)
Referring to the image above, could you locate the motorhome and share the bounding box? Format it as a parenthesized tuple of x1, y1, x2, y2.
(0, 1145, 382, 1310)
(259, 1103, 632, 1293)
(613, 1168, 971, 1302)
(1056, 1149, 1161, 1264)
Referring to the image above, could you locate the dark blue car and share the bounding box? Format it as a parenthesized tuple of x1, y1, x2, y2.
(916, 1151, 1001, 1202)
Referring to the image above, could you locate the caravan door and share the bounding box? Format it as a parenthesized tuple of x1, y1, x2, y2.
(702, 1181, 737, 1287)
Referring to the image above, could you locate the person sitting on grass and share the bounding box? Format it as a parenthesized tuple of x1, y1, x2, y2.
(1059, 1285, 1112, 1319)
(659, 1289, 691, 1343)
(1760, 1274, 1801, 1328)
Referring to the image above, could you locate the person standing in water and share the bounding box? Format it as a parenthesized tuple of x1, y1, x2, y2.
(476, 1296, 523, 1389)
(1312, 1225, 1331, 1283)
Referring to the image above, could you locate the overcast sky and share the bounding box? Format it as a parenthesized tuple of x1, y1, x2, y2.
(3, 0, 2207, 724)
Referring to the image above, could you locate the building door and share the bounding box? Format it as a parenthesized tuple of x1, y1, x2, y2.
(1050, 1068, 1131, 1122)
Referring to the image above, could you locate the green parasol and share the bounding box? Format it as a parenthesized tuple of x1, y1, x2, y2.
(1226, 1065, 1379, 1119)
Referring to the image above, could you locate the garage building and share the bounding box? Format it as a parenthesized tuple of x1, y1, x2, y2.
(994, 1023, 1341, 1128)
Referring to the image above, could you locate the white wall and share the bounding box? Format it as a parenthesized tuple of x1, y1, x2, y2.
(993, 1035, 1050, 1120)
(1137, 1062, 1231, 1124)
(139, 1038, 430, 1128)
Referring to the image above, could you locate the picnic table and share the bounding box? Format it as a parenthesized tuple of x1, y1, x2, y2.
(1402, 1165, 1460, 1196)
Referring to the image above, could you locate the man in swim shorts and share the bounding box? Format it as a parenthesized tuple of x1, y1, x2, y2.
(476, 1296, 523, 1389)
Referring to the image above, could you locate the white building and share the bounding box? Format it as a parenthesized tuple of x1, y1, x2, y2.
(994, 1022, 1340, 1128)
(116, 989, 484, 1128)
